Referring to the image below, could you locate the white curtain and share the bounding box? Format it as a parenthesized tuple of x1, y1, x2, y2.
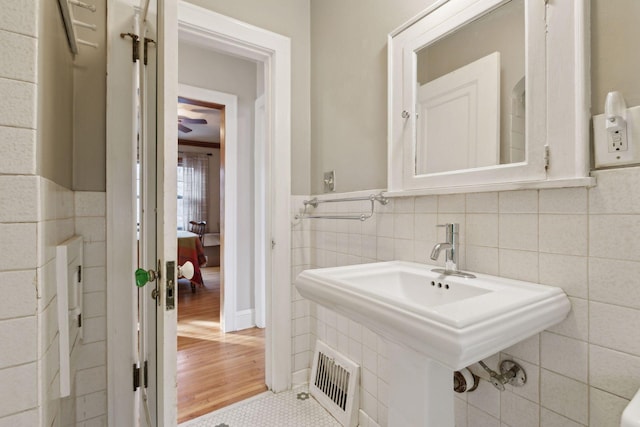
(181, 152, 209, 232)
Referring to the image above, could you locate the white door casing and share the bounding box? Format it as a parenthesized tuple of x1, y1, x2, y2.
(254, 94, 267, 329)
(156, 1, 178, 424)
(106, 1, 292, 425)
(177, 0, 292, 394)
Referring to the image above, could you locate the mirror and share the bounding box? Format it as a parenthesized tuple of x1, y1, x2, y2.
(415, 0, 525, 175)
(388, 0, 591, 193)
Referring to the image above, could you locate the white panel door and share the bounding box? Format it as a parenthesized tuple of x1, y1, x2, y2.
(416, 51, 500, 175)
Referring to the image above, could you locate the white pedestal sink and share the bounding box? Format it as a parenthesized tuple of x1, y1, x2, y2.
(295, 261, 571, 427)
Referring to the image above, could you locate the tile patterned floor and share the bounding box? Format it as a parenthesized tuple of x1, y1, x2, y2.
(179, 387, 341, 427)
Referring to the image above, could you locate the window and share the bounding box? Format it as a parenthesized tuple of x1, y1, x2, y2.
(177, 152, 209, 231)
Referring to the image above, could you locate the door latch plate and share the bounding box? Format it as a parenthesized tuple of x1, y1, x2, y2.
(166, 261, 175, 310)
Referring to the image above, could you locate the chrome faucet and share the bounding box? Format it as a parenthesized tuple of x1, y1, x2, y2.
(430, 223, 475, 278)
(430, 223, 459, 267)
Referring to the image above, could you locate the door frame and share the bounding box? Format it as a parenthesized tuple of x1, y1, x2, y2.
(254, 93, 267, 329)
(176, 1, 292, 394)
(106, 1, 292, 425)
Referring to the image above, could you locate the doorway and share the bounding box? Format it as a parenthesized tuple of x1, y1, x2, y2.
(105, 2, 292, 424)
(175, 86, 267, 422)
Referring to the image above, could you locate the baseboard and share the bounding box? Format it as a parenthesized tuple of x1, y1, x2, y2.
(292, 368, 309, 387)
(235, 309, 255, 330)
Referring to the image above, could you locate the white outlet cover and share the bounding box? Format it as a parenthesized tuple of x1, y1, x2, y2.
(594, 105, 640, 168)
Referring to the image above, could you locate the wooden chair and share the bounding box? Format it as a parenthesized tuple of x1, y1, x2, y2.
(188, 220, 206, 242)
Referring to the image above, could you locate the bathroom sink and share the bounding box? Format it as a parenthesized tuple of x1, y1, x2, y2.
(622, 388, 640, 427)
(297, 261, 570, 425)
(296, 261, 570, 371)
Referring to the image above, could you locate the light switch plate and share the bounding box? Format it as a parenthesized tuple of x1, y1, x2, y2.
(594, 105, 640, 168)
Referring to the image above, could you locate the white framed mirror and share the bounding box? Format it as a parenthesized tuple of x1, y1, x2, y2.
(388, 0, 594, 195)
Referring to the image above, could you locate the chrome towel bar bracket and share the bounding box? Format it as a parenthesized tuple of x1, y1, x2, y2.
(295, 192, 388, 221)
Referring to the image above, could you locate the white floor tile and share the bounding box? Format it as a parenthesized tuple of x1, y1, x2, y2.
(180, 387, 340, 427)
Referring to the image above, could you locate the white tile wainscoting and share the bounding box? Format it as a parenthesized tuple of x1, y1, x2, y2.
(0, 1, 107, 424)
(0, 185, 106, 426)
(291, 166, 640, 427)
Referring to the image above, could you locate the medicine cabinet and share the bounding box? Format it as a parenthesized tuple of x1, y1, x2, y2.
(387, 0, 594, 195)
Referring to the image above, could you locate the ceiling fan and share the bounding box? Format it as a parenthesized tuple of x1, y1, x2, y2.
(178, 115, 207, 133)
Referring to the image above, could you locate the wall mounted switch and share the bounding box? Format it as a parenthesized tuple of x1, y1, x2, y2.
(594, 105, 640, 168)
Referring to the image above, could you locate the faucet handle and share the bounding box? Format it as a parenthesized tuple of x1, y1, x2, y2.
(436, 223, 458, 230)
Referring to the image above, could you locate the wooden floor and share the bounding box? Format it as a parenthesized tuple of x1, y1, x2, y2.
(177, 267, 267, 424)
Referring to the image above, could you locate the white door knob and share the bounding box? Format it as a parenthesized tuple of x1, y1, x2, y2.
(178, 261, 194, 280)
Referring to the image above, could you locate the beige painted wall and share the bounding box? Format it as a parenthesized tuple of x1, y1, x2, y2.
(309, 0, 435, 194)
(38, 0, 74, 189)
(72, 0, 106, 191)
(185, 0, 311, 195)
(591, 0, 640, 114)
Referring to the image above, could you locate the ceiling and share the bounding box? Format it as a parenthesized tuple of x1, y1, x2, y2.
(177, 101, 221, 143)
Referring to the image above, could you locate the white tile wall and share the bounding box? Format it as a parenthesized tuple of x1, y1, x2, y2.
(0, 0, 37, 37)
(35, 179, 75, 427)
(0, 127, 37, 175)
(72, 192, 108, 426)
(0, 2, 109, 425)
(0, 184, 107, 426)
(0, 175, 39, 222)
(0, 30, 37, 83)
(0, 4, 41, 423)
(292, 168, 640, 427)
(0, 78, 37, 129)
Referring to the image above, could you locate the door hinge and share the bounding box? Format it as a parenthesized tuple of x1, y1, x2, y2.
(133, 361, 148, 391)
(133, 363, 140, 391)
(143, 38, 156, 66)
(77, 265, 82, 283)
(77, 313, 82, 328)
(143, 360, 148, 388)
(120, 32, 140, 63)
(271, 239, 276, 250)
(544, 145, 550, 169)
